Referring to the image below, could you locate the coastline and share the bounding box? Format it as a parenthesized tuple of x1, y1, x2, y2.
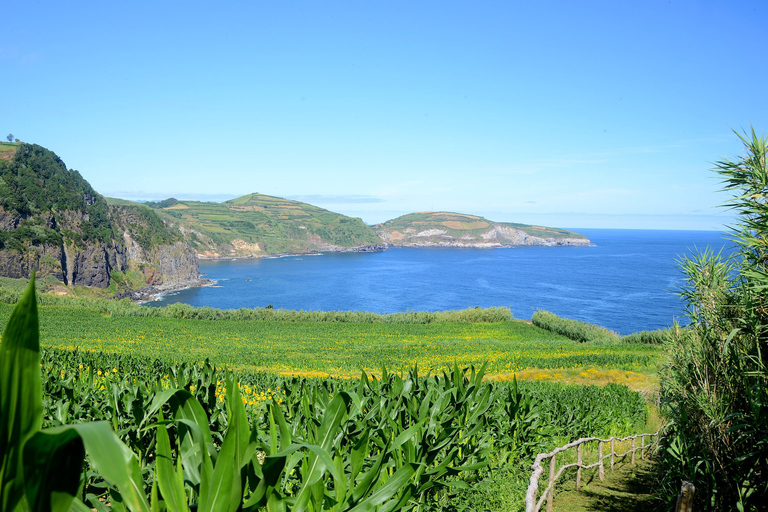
(130, 229, 721, 334)
(195, 238, 593, 263)
(137, 238, 593, 304)
(121, 277, 215, 303)
(196, 243, 389, 262)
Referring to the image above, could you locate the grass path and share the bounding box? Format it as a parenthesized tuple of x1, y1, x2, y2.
(552, 458, 662, 512)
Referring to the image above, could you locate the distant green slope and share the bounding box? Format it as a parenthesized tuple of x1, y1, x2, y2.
(139, 193, 383, 257)
(375, 211, 590, 247)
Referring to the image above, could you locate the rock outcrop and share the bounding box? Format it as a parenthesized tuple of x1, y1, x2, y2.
(0, 143, 204, 293)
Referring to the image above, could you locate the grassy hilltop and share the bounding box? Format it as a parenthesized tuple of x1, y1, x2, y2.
(148, 200, 592, 257)
(375, 211, 590, 247)
(124, 193, 384, 258)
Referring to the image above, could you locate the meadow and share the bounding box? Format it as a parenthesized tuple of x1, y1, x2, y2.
(0, 302, 661, 383)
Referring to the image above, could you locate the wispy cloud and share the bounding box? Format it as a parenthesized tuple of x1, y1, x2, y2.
(0, 46, 40, 64)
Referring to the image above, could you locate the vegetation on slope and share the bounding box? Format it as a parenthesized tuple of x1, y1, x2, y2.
(375, 211, 589, 245)
(532, 310, 670, 345)
(136, 193, 382, 257)
(0, 143, 196, 290)
(0, 141, 20, 161)
(0, 142, 113, 246)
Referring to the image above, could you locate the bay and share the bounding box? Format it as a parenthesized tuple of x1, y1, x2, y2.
(149, 229, 732, 335)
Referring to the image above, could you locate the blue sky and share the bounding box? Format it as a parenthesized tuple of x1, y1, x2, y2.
(3, 1, 766, 230)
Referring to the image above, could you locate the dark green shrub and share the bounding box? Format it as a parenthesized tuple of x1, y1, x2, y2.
(658, 129, 768, 511)
(531, 309, 620, 344)
(621, 329, 671, 345)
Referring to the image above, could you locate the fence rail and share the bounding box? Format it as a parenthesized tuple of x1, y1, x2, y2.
(525, 426, 666, 512)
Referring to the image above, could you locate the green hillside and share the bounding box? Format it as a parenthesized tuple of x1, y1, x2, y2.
(0, 142, 198, 291)
(375, 211, 589, 246)
(0, 142, 113, 247)
(137, 193, 383, 257)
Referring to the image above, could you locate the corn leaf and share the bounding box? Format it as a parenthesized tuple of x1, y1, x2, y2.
(22, 428, 84, 512)
(0, 276, 41, 512)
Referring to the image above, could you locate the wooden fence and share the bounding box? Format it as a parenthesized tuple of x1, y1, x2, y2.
(524, 426, 666, 512)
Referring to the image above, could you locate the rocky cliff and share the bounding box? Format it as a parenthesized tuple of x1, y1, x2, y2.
(0, 142, 203, 292)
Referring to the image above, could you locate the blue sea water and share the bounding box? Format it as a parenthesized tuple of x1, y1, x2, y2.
(150, 229, 733, 335)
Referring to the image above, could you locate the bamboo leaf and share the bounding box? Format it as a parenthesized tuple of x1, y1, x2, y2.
(225, 374, 250, 466)
(347, 463, 417, 512)
(350, 429, 369, 482)
(390, 420, 425, 452)
(349, 446, 389, 504)
(198, 426, 241, 512)
(70, 497, 99, 512)
(271, 401, 292, 452)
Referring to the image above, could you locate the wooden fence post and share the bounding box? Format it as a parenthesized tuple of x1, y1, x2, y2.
(547, 453, 556, 512)
(598, 441, 605, 482)
(576, 444, 582, 490)
(631, 436, 636, 465)
(674, 481, 695, 512)
(641, 435, 645, 459)
(610, 438, 615, 469)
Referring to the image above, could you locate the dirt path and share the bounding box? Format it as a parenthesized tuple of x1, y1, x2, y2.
(552, 458, 662, 512)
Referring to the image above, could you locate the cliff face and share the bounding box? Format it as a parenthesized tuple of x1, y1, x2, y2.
(122, 233, 201, 289)
(0, 206, 202, 289)
(0, 143, 202, 291)
(61, 239, 126, 287)
(0, 242, 65, 281)
(111, 205, 201, 288)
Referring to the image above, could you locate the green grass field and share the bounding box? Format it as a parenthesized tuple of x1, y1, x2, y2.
(0, 303, 662, 383)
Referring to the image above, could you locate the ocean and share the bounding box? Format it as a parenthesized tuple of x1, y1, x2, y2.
(149, 229, 732, 335)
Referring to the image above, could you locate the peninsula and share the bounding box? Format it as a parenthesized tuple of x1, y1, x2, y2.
(374, 212, 590, 248)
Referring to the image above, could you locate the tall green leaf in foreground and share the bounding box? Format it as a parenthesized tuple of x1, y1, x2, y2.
(0, 276, 150, 512)
(0, 274, 43, 512)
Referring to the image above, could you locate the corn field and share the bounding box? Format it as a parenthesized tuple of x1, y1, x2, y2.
(2, 279, 652, 511)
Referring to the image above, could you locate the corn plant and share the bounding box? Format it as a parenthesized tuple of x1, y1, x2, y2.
(0, 275, 151, 512)
(2, 278, 509, 511)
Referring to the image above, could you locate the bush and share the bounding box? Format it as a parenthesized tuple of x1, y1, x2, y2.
(0, 284, 514, 324)
(658, 128, 768, 511)
(531, 309, 620, 344)
(621, 328, 671, 345)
